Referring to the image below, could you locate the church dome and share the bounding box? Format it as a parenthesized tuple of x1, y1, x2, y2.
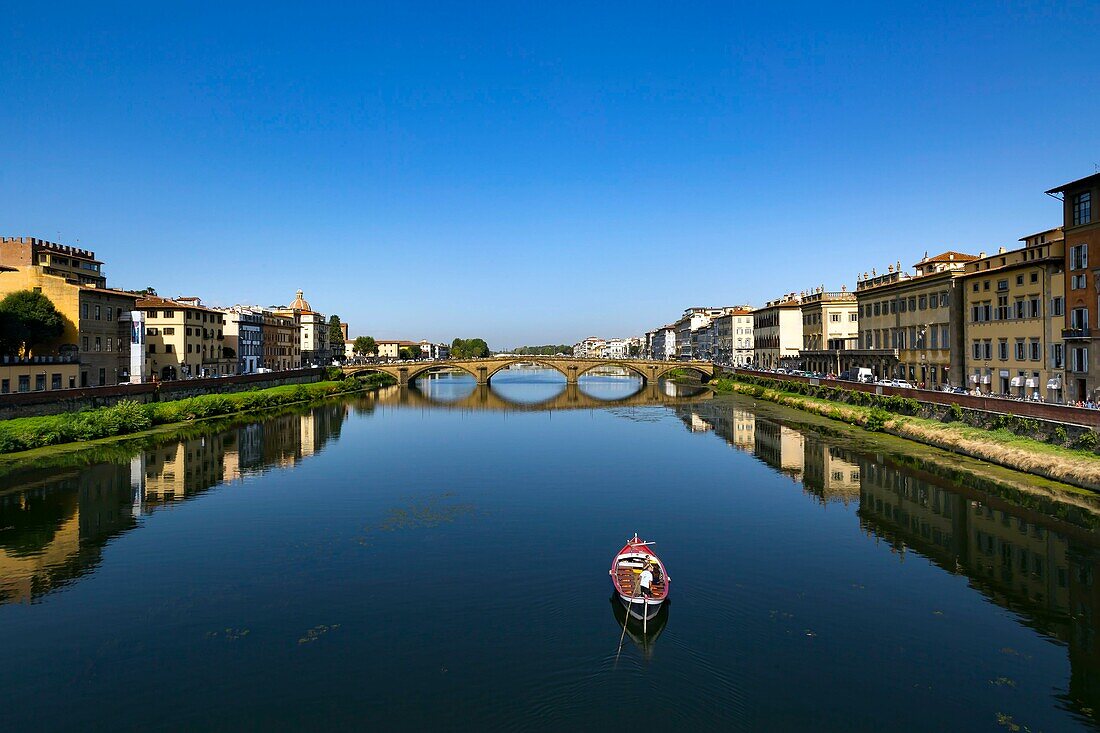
(290, 289, 312, 312)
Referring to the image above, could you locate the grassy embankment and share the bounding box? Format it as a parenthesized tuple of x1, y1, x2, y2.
(708, 374, 1100, 491)
(0, 373, 394, 456)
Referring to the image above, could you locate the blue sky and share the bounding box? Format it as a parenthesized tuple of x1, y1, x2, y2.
(3, 2, 1098, 348)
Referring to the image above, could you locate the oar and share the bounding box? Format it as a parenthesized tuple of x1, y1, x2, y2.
(615, 575, 642, 661)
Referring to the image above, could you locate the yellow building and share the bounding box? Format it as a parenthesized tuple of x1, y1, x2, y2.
(261, 311, 300, 371)
(961, 229, 1066, 400)
(137, 296, 235, 380)
(0, 264, 137, 387)
(0, 237, 106, 288)
(798, 288, 859, 374)
(855, 252, 976, 387)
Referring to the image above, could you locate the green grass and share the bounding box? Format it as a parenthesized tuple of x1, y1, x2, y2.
(712, 374, 1100, 491)
(0, 373, 394, 456)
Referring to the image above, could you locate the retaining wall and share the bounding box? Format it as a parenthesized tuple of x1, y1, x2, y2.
(727, 368, 1100, 431)
(0, 368, 327, 419)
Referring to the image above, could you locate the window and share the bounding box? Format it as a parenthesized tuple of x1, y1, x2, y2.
(1071, 347, 1089, 373)
(107, 307, 113, 321)
(830, 313, 840, 322)
(984, 281, 990, 291)
(106, 337, 113, 352)
(81, 303, 89, 319)
(163, 310, 175, 318)
(972, 282, 979, 292)
(82, 336, 89, 351)
(983, 340, 992, 360)
(899, 299, 907, 313)
(164, 327, 175, 335)
(51, 373, 61, 390)
(1073, 274, 1087, 290)
(1015, 340, 1025, 361)
(187, 343, 193, 354)
(18, 375, 29, 393)
(1030, 272, 1038, 284)
(942, 325, 949, 346)
(1030, 339, 1041, 361)
(98, 368, 105, 386)
(849, 313, 857, 322)
(94, 337, 101, 352)
(998, 339, 1008, 361)
(2, 379, 9, 394)
(1052, 343, 1065, 369)
(1071, 243, 1088, 270)
(931, 328, 939, 349)
(1016, 275, 1024, 286)
(1052, 296, 1065, 316)
(940, 292, 949, 307)
(908, 297, 916, 311)
(997, 280, 1008, 292)
(919, 295, 927, 310)
(997, 296, 1009, 320)
(1014, 299, 1024, 319)
(1029, 296, 1040, 318)
(148, 344, 156, 354)
(1073, 191, 1092, 226)
(1071, 307, 1089, 329)
(94, 305, 101, 320)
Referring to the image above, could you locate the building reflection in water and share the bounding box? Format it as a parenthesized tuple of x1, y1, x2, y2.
(675, 400, 1100, 721)
(0, 402, 349, 604)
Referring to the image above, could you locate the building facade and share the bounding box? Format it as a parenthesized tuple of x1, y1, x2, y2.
(137, 296, 235, 380)
(855, 252, 974, 386)
(261, 311, 301, 371)
(274, 290, 329, 367)
(753, 295, 802, 370)
(0, 265, 137, 386)
(1046, 173, 1100, 401)
(961, 230, 1065, 400)
(649, 326, 677, 360)
(798, 289, 858, 374)
(216, 306, 264, 375)
(0, 237, 106, 288)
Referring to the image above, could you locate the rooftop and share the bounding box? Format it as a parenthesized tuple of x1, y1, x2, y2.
(1045, 171, 1100, 195)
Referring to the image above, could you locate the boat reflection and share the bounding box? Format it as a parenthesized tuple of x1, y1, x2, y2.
(610, 593, 669, 659)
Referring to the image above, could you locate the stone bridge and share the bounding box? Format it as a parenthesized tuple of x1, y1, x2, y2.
(365, 382, 715, 412)
(341, 356, 715, 387)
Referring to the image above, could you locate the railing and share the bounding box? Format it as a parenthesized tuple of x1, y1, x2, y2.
(1062, 327, 1091, 339)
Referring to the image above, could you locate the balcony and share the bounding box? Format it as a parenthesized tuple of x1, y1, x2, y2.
(1062, 327, 1092, 340)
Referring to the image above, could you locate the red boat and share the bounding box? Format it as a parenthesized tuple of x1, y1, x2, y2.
(609, 533, 669, 622)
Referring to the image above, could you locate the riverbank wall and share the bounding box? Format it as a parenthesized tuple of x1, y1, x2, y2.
(0, 368, 327, 420)
(712, 371, 1100, 491)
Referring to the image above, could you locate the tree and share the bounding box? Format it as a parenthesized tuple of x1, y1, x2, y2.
(0, 290, 65, 356)
(353, 336, 377, 356)
(398, 347, 411, 359)
(328, 315, 345, 359)
(408, 344, 422, 359)
(628, 344, 641, 357)
(450, 338, 490, 358)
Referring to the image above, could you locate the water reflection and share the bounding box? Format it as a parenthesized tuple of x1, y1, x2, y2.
(610, 593, 669, 660)
(672, 399, 1100, 723)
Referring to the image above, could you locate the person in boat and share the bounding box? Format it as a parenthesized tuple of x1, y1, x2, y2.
(638, 561, 654, 599)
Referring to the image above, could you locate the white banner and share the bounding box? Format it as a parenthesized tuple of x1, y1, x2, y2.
(129, 310, 145, 384)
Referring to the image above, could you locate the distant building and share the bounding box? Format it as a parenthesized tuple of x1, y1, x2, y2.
(855, 252, 975, 386)
(798, 288, 859, 375)
(753, 295, 803, 370)
(260, 310, 301, 371)
(0, 237, 106, 288)
(215, 306, 264, 375)
(648, 325, 677, 361)
(274, 290, 329, 366)
(136, 296, 235, 380)
(712, 307, 754, 365)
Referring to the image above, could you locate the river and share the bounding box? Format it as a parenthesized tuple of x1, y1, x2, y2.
(1, 367, 1099, 731)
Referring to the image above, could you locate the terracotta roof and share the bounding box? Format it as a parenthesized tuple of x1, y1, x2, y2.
(136, 295, 211, 310)
(288, 289, 313, 312)
(912, 251, 978, 267)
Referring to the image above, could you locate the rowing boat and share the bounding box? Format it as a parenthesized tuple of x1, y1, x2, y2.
(609, 533, 669, 621)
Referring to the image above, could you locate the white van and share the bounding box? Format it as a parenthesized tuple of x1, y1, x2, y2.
(854, 367, 875, 383)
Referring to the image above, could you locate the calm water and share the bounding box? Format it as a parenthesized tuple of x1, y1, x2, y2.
(3, 367, 1100, 731)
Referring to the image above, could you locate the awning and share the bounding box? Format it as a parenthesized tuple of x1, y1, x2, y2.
(1009, 377, 1024, 387)
(968, 374, 978, 383)
(1047, 378, 1062, 390)
(980, 375, 991, 384)
(1025, 378, 1037, 388)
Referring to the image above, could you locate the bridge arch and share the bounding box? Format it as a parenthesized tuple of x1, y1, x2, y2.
(573, 360, 651, 383)
(483, 358, 573, 384)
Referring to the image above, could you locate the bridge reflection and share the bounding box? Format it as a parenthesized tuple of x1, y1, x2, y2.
(364, 381, 715, 412)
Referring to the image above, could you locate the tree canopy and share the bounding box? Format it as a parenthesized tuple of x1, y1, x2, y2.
(513, 345, 574, 356)
(328, 315, 345, 354)
(0, 290, 66, 357)
(353, 335, 377, 355)
(450, 338, 490, 358)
